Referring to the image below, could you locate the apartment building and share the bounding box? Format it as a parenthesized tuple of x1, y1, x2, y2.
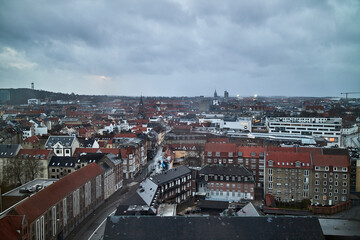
(311, 154, 350, 206)
(8, 163, 104, 240)
(197, 165, 255, 202)
(204, 142, 237, 165)
(150, 165, 192, 204)
(237, 146, 265, 187)
(266, 117, 342, 147)
(265, 151, 312, 202)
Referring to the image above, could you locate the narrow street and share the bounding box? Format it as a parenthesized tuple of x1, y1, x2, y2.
(65, 147, 164, 240)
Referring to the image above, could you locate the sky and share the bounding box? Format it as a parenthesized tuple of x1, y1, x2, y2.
(0, 0, 359, 97)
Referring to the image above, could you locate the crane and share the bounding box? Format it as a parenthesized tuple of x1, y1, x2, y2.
(341, 92, 360, 99)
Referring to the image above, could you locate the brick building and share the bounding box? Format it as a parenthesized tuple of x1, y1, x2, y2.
(6, 163, 104, 240)
(311, 154, 350, 206)
(237, 146, 265, 188)
(204, 142, 237, 165)
(197, 165, 255, 202)
(265, 151, 312, 202)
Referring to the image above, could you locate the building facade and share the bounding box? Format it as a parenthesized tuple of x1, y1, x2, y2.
(266, 117, 342, 147)
(197, 165, 255, 202)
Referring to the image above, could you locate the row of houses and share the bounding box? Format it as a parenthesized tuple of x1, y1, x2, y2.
(0, 163, 112, 240)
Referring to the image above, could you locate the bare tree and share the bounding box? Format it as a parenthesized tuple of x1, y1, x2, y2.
(25, 158, 44, 180)
(4, 159, 25, 186)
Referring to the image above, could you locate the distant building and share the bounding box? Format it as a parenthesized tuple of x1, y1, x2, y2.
(266, 117, 342, 147)
(224, 90, 229, 98)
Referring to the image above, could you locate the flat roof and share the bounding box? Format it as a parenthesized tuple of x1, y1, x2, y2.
(319, 218, 360, 237)
(2, 179, 57, 197)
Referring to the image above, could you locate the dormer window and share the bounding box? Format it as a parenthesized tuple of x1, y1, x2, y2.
(251, 152, 256, 157)
(207, 152, 212, 157)
(216, 152, 220, 157)
(295, 161, 301, 167)
(238, 152, 243, 157)
(268, 160, 273, 167)
(342, 167, 347, 172)
(228, 152, 233, 157)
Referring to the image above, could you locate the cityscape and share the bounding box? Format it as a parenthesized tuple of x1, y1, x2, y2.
(0, 88, 359, 239)
(1, 1, 360, 240)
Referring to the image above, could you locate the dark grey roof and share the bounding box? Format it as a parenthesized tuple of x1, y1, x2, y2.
(104, 216, 324, 240)
(45, 136, 76, 148)
(78, 153, 104, 163)
(150, 165, 191, 185)
(80, 138, 95, 147)
(49, 156, 77, 168)
(199, 165, 253, 177)
(0, 144, 20, 158)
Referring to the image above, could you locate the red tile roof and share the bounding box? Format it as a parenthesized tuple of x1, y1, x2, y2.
(0, 215, 23, 240)
(208, 138, 229, 143)
(17, 149, 51, 159)
(14, 163, 103, 223)
(73, 148, 119, 157)
(237, 146, 265, 157)
(204, 143, 236, 153)
(23, 135, 40, 143)
(312, 154, 349, 168)
(266, 151, 312, 169)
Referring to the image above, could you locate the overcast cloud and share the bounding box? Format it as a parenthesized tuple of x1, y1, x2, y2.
(0, 0, 359, 97)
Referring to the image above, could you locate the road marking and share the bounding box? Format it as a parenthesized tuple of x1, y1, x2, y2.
(88, 209, 116, 240)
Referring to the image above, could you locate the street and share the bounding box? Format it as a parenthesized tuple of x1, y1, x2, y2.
(65, 147, 163, 240)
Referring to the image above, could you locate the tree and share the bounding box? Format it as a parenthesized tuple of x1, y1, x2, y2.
(25, 158, 44, 180)
(3, 159, 25, 186)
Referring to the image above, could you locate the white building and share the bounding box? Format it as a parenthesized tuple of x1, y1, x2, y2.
(266, 117, 342, 147)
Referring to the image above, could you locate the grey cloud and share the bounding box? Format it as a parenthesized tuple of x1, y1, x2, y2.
(0, 0, 359, 97)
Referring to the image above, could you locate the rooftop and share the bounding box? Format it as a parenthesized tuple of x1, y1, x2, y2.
(150, 165, 191, 185)
(104, 216, 324, 240)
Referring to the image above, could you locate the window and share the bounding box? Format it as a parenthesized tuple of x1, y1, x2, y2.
(343, 174, 347, 179)
(335, 189, 338, 194)
(342, 167, 347, 172)
(207, 159, 212, 163)
(335, 181, 338, 186)
(315, 180, 320, 185)
(207, 152, 212, 157)
(268, 169, 273, 175)
(268, 176, 273, 182)
(216, 152, 220, 157)
(304, 170, 309, 176)
(325, 166, 329, 171)
(342, 196, 346, 201)
(323, 181, 327, 186)
(315, 173, 319, 178)
(228, 152, 233, 157)
(323, 173, 327, 178)
(314, 195, 319, 200)
(334, 196, 338, 201)
(268, 160, 273, 167)
(315, 187, 319, 193)
(323, 188, 327, 193)
(343, 182, 347, 187)
(335, 174, 338, 179)
(342, 189, 347, 194)
(315, 166, 320, 171)
(238, 158, 243, 163)
(228, 159, 233, 164)
(205, 175, 208, 181)
(334, 167, 338, 171)
(329, 178, 333, 183)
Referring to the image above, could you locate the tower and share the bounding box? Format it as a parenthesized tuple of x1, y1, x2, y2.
(137, 95, 146, 119)
(31, 82, 34, 89)
(214, 89, 218, 98)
